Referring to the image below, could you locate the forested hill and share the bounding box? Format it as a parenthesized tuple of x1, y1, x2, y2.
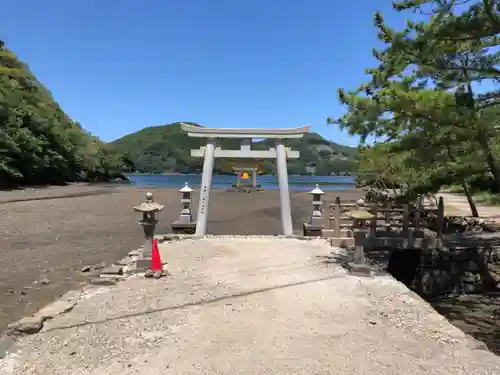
(0, 41, 130, 189)
(109, 122, 357, 175)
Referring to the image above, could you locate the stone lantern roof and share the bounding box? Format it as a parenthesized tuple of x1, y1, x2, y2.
(345, 208, 374, 220)
(309, 184, 325, 195)
(179, 182, 194, 193)
(133, 192, 164, 213)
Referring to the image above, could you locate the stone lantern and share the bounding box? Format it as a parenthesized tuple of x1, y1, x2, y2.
(344, 198, 375, 276)
(171, 182, 197, 234)
(303, 184, 325, 237)
(133, 192, 164, 271)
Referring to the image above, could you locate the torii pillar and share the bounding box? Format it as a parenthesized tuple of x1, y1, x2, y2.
(275, 140, 293, 236)
(181, 123, 310, 237)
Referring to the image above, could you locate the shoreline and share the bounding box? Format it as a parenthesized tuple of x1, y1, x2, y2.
(0, 181, 362, 204)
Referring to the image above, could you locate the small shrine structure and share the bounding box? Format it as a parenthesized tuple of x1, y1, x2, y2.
(232, 167, 259, 191)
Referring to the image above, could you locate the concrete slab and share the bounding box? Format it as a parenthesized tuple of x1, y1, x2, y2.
(1, 237, 499, 374)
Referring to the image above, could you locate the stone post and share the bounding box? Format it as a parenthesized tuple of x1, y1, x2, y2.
(303, 184, 325, 237)
(133, 192, 164, 271)
(172, 182, 197, 234)
(275, 140, 293, 236)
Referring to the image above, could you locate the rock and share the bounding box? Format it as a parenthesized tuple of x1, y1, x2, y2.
(463, 283, 478, 294)
(7, 316, 44, 335)
(128, 249, 142, 257)
(144, 269, 154, 278)
(34, 299, 77, 320)
(153, 270, 163, 279)
(80, 263, 106, 273)
(89, 278, 116, 286)
(465, 334, 489, 351)
(122, 264, 136, 274)
(40, 277, 50, 285)
(463, 272, 481, 283)
(100, 265, 124, 276)
(164, 234, 180, 242)
(60, 290, 82, 302)
(116, 257, 135, 266)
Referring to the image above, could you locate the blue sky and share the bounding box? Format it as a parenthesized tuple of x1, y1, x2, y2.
(2, 0, 410, 146)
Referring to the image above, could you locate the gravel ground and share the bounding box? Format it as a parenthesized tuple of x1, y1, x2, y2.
(440, 193, 500, 220)
(0, 184, 364, 334)
(2, 237, 499, 374)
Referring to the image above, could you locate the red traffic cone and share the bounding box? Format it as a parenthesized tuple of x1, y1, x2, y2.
(151, 239, 163, 272)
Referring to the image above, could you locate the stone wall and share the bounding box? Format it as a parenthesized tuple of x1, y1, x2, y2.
(387, 247, 500, 297)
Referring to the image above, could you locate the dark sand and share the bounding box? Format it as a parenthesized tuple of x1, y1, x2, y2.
(0, 184, 363, 333)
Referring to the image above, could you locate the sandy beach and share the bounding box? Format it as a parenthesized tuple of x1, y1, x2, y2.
(0, 183, 363, 333)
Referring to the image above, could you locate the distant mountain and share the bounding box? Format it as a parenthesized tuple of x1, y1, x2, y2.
(108, 122, 357, 175)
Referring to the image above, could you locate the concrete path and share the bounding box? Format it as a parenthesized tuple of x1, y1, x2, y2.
(440, 192, 500, 220)
(1, 237, 499, 374)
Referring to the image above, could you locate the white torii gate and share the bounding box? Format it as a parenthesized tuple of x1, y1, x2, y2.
(181, 123, 310, 237)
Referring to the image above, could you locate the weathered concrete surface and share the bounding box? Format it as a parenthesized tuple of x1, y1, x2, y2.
(1, 237, 498, 374)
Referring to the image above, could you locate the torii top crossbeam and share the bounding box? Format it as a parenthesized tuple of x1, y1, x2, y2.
(180, 123, 310, 139)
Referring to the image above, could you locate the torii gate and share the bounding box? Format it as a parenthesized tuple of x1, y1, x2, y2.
(181, 123, 310, 237)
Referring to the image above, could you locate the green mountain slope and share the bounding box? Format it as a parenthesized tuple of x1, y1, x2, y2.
(0, 41, 128, 188)
(109, 122, 357, 175)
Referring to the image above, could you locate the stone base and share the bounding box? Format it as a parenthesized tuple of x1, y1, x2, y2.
(171, 221, 196, 235)
(344, 262, 374, 277)
(303, 223, 324, 237)
(135, 258, 153, 272)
